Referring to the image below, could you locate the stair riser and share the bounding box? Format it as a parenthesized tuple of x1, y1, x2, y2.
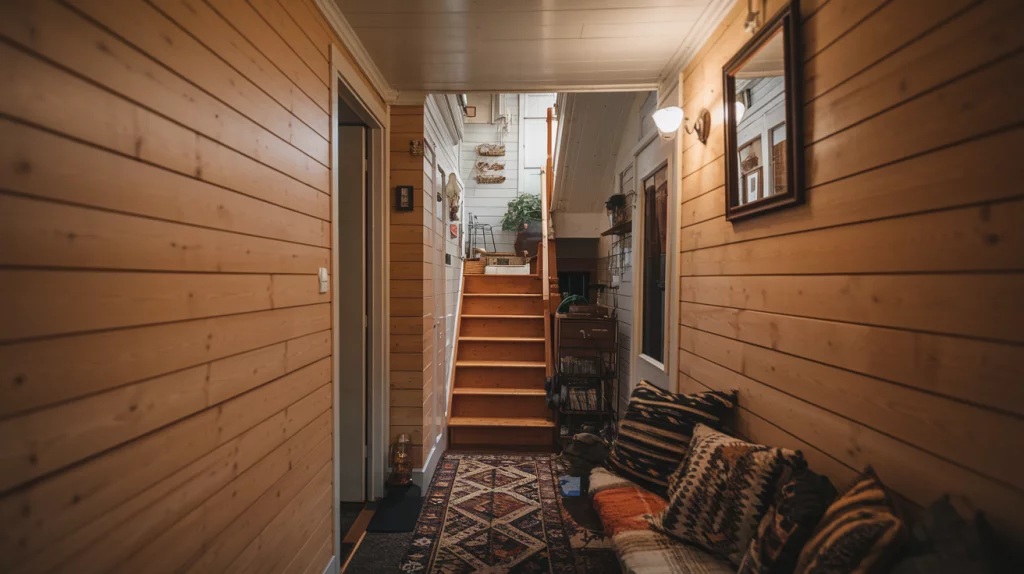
(452, 395, 549, 418)
(463, 297, 542, 315)
(454, 367, 545, 390)
(457, 341, 545, 362)
(460, 317, 545, 338)
(464, 275, 541, 294)
(449, 427, 553, 447)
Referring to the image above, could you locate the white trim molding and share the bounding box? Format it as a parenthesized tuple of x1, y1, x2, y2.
(657, 0, 738, 103)
(314, 0, 398, 103)
(438, 94, 465, 144)
(395, 90, 427, 106)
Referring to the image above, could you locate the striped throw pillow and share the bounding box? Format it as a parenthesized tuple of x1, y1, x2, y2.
(607, 380, 735, 496)
(795, 467, 906, 574)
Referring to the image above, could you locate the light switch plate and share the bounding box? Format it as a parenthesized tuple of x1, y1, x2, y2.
(318, 267, 328, 294)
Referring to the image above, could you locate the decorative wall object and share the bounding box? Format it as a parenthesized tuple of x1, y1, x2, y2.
(395, 185, 414, 211)
(723, 1, 803, 221)
(476, 143, 506, 156)
(445, 173, 462, 220)
(475, 160, 506, 171)
(475, 174, 506, 184)
(409, 139, 424, 156)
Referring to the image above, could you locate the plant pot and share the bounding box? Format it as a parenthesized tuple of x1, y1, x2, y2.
(514, 219, 542, 257)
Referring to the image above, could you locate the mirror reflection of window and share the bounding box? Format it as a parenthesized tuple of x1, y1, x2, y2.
(770, 122, 787, 196)
(732, 29, 786, 206)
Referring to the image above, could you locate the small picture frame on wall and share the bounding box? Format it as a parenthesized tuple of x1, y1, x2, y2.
(743, 168, 762, 204)
(395, 185, 414, 211)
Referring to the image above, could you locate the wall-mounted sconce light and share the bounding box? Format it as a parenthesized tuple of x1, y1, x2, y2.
(409, 139, 424, 156)
(734, 89, 750, 122)
(685, 108, 712, 144)
(652, 106, 684, 140)
(653, 105, 711, 144)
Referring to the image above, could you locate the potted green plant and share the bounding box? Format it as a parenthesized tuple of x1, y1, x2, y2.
(500, 193, 543, 256)
(605, 194, 626, 226)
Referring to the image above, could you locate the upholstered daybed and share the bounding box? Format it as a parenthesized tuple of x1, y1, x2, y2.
(590, 466, 735, 574)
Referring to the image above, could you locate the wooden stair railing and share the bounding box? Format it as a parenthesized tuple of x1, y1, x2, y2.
(445, 274, 464, 429)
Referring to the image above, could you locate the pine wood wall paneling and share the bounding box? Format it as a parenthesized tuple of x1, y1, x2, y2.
(0, 45, 330, 222)
(389, 105, 428, 463)
(148, 0, 330, 138)
(205, 0, 330, 109)
(0, 119, 330, 243)
(3, 0, 329, 189)
(0, 270, 329, 342)
(0, 0, 383, 571)
(0, 307, 330, 416)
(678, 0, 1024, 549)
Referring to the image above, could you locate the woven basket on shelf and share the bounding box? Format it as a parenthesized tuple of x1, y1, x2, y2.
(476, 143, 506, 157)
(464, 259, 486, 274)
(475, 174, 506, 184)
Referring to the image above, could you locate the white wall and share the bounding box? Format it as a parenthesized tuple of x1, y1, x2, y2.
(461, 93, 556, 254)
(589, 91, 654, 416)
(423, 95, 464, 474)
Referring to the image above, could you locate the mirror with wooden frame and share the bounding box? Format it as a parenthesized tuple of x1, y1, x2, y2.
(723, 1, 803, 221)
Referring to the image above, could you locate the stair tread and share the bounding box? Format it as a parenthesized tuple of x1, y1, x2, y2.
(463, 293, 542, 297)
(462, 314, 544, 319)
(453, 388, 546, 396)
(456, 360, 546, 368)
(459, 336, 545, 342)
(449, 416, 554, 428)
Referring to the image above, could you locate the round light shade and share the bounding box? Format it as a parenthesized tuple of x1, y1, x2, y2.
(652, 106, 684, 135)
(735, 101, 746, 122)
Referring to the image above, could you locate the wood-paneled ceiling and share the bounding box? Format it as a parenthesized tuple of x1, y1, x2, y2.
(554, 92, 640, 213)
(333, 0, 729, 92)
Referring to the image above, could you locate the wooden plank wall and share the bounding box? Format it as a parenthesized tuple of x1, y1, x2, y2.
(677, 0, 1024, 549)
(389, 105, 430, 468)
(0, 0, 381, 572)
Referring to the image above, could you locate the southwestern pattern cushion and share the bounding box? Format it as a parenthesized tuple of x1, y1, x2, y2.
(738, 467, 838, 574)
(658, 424, 802, 565)
(795, 467, 906, 574)
(607, 381, 736, 496)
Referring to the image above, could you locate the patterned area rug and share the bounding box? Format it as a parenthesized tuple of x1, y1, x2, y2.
(400, 453, 619, 573)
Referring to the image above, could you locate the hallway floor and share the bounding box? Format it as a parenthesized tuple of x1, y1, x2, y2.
(346, 452, 617, 573)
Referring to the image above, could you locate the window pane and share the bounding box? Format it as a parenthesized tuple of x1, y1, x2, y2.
(641, 164, 668, 362)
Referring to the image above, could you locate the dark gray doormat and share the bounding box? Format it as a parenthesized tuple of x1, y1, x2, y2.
(366, 484, 423, 533)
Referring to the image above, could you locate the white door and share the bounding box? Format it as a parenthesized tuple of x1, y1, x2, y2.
(423, 144, 447, 455)
(337, 125, 367, 501)
(434, 177, 447, 440)
(631, 133, 676, 392)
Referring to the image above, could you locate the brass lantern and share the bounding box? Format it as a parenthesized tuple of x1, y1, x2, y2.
(387, 433, 413, 486)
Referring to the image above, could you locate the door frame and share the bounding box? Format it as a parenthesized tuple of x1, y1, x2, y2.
(629, 128, 681, 393)
(329, 45, 388, 574)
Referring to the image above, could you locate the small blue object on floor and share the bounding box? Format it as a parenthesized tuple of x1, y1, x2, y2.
(367, 484, 423, 533)
(559, 475, 581, 497)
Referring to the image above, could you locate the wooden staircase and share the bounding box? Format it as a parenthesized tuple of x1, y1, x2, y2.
(448, 274, 555, 448)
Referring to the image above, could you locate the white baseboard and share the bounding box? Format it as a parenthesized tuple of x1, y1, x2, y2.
(412, 429, 447, 490)
(322, 554, 337, 574)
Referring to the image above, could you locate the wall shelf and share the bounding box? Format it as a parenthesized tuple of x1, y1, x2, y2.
(600, 220, 632, 236)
